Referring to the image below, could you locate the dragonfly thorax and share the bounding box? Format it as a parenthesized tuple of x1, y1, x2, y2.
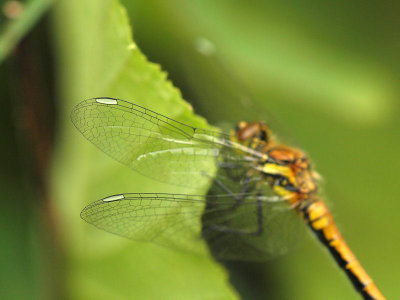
(264, 146, 319, 205)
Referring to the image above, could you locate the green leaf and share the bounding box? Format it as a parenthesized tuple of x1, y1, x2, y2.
(51, 0, 237, 299)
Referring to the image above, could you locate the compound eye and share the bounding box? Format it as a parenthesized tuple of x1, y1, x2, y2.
(236, 122, 258, 141)
(235, 121, 271, 144)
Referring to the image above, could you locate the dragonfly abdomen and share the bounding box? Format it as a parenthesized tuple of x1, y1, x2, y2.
(301, 200, 385, 300)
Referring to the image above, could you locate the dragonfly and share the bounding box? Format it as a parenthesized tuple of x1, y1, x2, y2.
(71, 97, 385, 300)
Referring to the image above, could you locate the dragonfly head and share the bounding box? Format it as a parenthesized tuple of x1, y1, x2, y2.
(234, 121, 272, 147)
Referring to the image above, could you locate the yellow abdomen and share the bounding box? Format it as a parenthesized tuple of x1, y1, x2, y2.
(301, 200, 385, 300)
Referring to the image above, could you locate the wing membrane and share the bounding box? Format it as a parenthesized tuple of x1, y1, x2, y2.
(71, 98, 259, 188)
(81, 192, 301, 261)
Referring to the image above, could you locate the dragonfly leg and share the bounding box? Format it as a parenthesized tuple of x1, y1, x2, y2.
(211, 175, 252, 204)
(254, 191, 264, 235)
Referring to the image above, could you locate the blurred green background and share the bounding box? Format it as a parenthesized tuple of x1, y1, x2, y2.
(1, 0, 398, 299)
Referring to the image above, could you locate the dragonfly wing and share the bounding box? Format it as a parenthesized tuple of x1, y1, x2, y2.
(81, 192, 302, 261)
(81, 193, 210, 256)
(71, 98, 254, 188)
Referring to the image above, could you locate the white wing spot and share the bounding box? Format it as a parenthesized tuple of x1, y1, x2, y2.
(103, 194, 125, 202)
(96, 98, 118, 105)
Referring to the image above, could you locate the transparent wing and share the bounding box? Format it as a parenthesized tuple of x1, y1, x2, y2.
(71, 98, 261, 188)
(81, 192, 302, 261)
